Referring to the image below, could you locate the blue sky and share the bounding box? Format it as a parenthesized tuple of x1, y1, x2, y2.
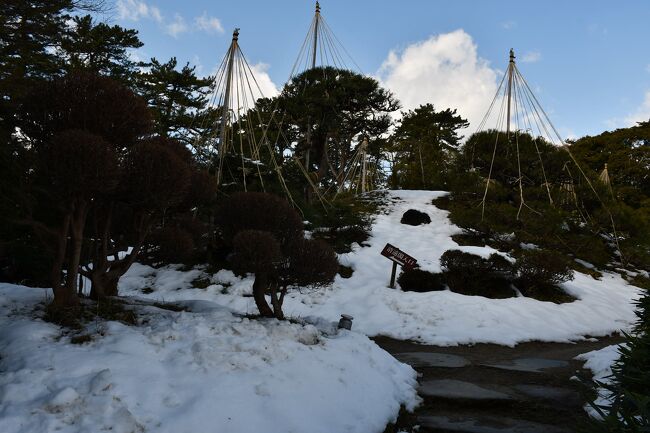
(106, 0, 650, 139)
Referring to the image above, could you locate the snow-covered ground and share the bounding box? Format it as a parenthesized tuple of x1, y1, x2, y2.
(121, 190, 642, 346)
(1, 190, 642, 433)
(576, 344, 623, 418)
(0, 284, 418, 433)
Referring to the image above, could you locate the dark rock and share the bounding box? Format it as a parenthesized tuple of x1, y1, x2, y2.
(482, 358, 569, 373)
(418, 414, 572, 433)
(419, 379, 513, 400)
(393, 352, 470, 368)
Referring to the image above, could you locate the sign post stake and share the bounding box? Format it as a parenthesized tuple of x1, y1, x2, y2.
(389, 262, 398, 288)
(381, 243, 418, 289)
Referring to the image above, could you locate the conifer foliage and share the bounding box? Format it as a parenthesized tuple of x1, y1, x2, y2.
(13, 71, 209, 306)
(587, 292, 650, 431)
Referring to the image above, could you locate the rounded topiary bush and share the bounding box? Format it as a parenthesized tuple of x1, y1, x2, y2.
(150, 226, 195, 264)
(440, 249, 516, 298)
(514, 249, 575, 303)
(214, 192, 303, 247)
(214, 192, 338, 319)
(400, 209, 431, 226)
(286, 238, 338, 286)
(397, 268, 446, 292)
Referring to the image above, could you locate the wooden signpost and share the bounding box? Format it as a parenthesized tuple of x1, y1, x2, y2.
(381, 243, 417, 288)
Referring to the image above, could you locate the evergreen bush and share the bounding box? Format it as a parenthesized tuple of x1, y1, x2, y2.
(397, 268, 446, 292)
(440, 250, 516, 298)
(150, 226, 195, 264)
(215, 192, 337, 319)
(585, 292, 650, 431)
(400, 209, 431, 226)
(514, 249, 575, 303)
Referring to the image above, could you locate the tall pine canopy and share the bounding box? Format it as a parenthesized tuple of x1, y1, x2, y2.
(59, 15, 143, 82)
(388, 104, 468, 189)
(137, 57, 213, 145)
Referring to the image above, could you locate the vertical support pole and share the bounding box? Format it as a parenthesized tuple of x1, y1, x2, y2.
(312, 1, 320, 69)
(304, 2, 320, 200)
(506, 48, 515, 137)
(389, 262, 398, 288)
(361, 136, 368, 193)
(217, 29, 239, 185)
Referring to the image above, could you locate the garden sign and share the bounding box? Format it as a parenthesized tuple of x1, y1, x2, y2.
(380, 243, 417, 288)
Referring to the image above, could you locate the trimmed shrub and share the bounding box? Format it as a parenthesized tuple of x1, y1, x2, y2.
(400, 209, 431, 226)
(440, 250, 516, 298)
(215, 192, 337, 319)
(397, 268, 446, 292)
(232, 230, 281, 274)
(214, 192, 303, 248)
(286, 238, 338, 287)
(514, 249, 575, 303)
(150, 226, 195, 264)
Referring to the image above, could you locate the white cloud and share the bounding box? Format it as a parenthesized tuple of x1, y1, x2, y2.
(191, 54, 204, 76)
(645, 64, 650, 73)
(165, 14, 188, 38)
(195, 12, 224, 34)
(501, 21, 516, 30)
(624, 90, 650, 126)
(249, 63, 279, 99)
(377, 29, 499, 130)
(521, 51, 541, 63)
(116, 0, 162, 23)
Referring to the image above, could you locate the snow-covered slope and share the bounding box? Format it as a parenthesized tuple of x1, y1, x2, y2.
(0, 284, 418, 433)
(121, 190, 642, 346)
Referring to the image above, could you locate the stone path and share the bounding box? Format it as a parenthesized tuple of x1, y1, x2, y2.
(376, 336, 623, 433)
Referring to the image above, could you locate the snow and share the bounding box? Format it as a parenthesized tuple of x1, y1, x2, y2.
(121, 190, 642, 347)
(576, 344, 623, 418)
(0, 284, 418, 433)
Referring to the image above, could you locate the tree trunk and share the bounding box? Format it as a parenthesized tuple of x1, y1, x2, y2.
(269, 280, 284, 320)
(89, 272, 119, 299)
(87, 210, 150, 300)
(252, 273, 274, 317)
(51, 284, 79, 307)
(65, 201, 88, 295)
(50, 211, 79, 307)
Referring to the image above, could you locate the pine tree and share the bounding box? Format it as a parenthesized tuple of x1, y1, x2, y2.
(277, 66, 399, 192)
(136, 57, 213, 145)
(58, 15, 143, 83)
(388, 104, 469, 189)
(0, 0, 74, 134)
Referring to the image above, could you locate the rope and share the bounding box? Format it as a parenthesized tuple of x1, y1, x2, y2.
(480, 68, 510, 220)
(515, 66, 624, 261)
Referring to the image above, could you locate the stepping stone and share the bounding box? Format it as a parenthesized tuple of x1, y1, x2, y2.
(393, 352, 470, 368)
(419, 379, 513, 400)
(418, 414, 572, 433)
(513, 384, 579, 403)
(482, 358, 568, 373)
